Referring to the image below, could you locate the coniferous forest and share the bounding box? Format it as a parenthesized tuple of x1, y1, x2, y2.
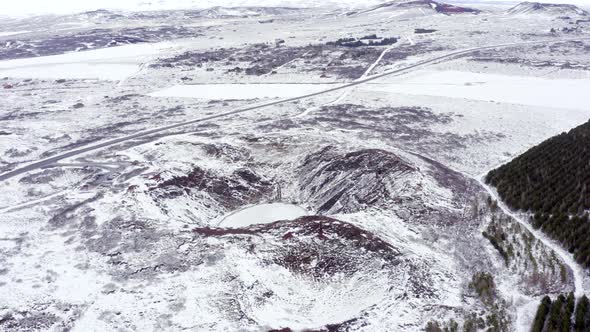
(531, 293, 590, 332)
(485, 120, 590, 268)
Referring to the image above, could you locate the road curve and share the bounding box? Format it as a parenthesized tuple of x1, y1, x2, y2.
(477, 174, 585, 297)
(1, 37, 589, 183)
(476, 172, 586, 332)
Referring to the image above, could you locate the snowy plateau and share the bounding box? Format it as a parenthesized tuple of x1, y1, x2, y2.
(0, 0, 590, 331)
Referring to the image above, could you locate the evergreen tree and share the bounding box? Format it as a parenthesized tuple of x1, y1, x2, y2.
(546, 295, 564, 332)
(575, 295, 590, 332)
(532, 296, 552, 332)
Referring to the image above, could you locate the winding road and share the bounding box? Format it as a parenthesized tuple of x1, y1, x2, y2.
(1, 36, 589, 185)
(476, 171, 586, 332)
(477, 173, 585, 297)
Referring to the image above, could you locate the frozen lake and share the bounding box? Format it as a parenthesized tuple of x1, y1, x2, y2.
(0, 31, 30, 37)
(219, 203, 308, 227)
(364, 70, 590, 110)
(149, 83, 342, 100)
(0, 63, 140, 81)
(0, 42, 172, 80)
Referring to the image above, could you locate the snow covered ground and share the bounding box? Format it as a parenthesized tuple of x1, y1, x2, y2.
(1, 2, 590, 331)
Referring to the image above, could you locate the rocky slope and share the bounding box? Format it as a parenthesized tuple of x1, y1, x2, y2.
(349, 0, 480, 16)
(507, 1, 589, 18)
(298, 146, 474, 223)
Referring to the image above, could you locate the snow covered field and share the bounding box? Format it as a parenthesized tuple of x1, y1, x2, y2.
(149, 83, 343, 100)
(0, 42, 175, 80)
(365, 70, 590, 110)
(0, 30, 29, 36)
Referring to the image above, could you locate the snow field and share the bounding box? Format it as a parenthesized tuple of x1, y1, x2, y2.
(363, 70, 590, 111)
(149, 83, 344, 100)
(0, 42, 176, 80)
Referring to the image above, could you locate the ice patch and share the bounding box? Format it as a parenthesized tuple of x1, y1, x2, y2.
(219, 203, 308, 227)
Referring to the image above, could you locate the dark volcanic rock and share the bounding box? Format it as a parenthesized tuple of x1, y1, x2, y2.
(268, 317, 359, 332)
(352, 0, 479, 15)
(153, 43, 390, 79)
(296, 146, 478, 224)
(430, 1, 480, 14)
(400, 0, 480, 14)
(0, 26, 203, 60)
(194, 215, 400, 278)
(507, 1, 588, 16)
(0, 311, 58, 331)
(298, 146, 419, 214)
(415, 28, 438, 34)
(152, 166, 272, 209)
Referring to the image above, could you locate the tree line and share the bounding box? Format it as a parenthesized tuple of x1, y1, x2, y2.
(486, 120, 590, 215)
(533, 212, 590, 267)
(486, 120, 590, 269)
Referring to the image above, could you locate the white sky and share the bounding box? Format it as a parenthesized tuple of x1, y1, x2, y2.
(0, 0, 589, 16)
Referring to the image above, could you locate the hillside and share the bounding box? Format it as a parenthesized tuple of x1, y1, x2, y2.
(486, 120, 590, 214)
(348, 0, 480, 16)
(507, 1, 589, 17)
